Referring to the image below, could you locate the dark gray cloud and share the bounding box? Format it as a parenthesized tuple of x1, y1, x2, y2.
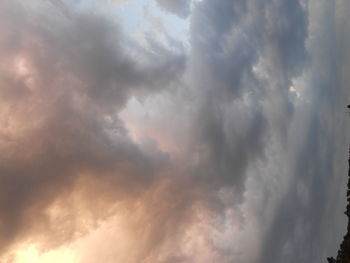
(258, 0, 350, 261)
(184, 0, 349, 262)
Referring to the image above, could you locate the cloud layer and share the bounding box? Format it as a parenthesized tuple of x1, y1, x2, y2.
(0, 0, 349, 262)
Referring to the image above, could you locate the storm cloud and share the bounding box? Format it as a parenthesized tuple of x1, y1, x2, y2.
(0, 0, 349, 262)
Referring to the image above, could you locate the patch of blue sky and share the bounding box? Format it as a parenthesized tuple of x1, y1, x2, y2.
(116, 0, 190, 47)
(116, 0, 152, 33)
(68, 0, 190, 50)
(147, 1, 189, 43)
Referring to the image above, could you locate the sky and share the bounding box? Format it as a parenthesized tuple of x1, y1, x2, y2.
(0, 0, 349, 262)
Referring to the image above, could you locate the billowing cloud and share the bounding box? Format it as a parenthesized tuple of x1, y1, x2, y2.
(0, 0, 186, 254)
(0, 0, 349, 262)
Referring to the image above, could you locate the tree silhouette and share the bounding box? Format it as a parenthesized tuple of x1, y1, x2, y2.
(327, 107, 350, 262)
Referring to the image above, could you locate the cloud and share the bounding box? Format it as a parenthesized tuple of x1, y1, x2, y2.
(0, 0, 186, 254)
(0, 0, 349, 262)
(257, 0, 350, 261)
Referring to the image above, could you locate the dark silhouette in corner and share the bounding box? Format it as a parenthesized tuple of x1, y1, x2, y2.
(326, 106, 350, 263)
